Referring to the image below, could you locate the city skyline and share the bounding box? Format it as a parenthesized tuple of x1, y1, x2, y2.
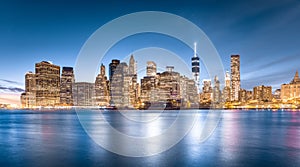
(17, 54, 300, 109)
(1, 0, 300, 105)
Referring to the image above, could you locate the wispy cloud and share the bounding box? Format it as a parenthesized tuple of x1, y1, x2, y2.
(0, 86, 24, 93)
(0, 79, 24, 94)
(242, 69, 295, 90)
(0, 79, 23, 86)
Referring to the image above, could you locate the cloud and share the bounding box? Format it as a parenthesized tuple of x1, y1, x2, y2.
(0, 78, 25, 94)
(0, 85, 24, 93)
(242, 69, 295, 90)
(0, 79, 23, 86)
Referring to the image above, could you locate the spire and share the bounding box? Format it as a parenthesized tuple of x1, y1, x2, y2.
(129, 54, 136, 75)
(292, 70, 300, 83)
(193, 42, 197, 58)
(100, 63, 105, 76)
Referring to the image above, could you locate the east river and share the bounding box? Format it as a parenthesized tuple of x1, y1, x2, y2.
(0, 109, 300, 167)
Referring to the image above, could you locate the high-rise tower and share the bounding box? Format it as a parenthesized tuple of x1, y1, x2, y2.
(191, 42, 200, 92)
(231, 55, 240, 101)
(60, 67, 74, 105)
(109, 59, 120, 81)
(35, 61, 60, 106)
(95, 64, 110, 106)
(129, 55, 136, 75)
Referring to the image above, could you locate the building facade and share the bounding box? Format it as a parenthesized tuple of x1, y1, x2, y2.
(35, 61, 60, 106)
(146, 61, 157, 77)
(95, 64, 110, 106)
(73, 82, 95, 106)
(253, 85, 272, 102)
(281, 71, 300, 101)
(109, 59, 120, 81)
(200, 79, 212, 104)
(231, 55, 240, 101)
(21, 71, 36, 108)
(60, 67, 74, 105)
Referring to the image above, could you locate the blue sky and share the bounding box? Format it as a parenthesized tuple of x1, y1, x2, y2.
(0, 0, 300, 98)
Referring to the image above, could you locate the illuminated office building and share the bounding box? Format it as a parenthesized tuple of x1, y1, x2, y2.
(110, 62, 129, 107)
(281, 71, 300, 101)
(35, 61, 60, 106)
(21, 71, 36, 108)
(128, 55, 138, 107)
(95, 64, 110, 106)
(73, 82, 95, 106)
(109, 59, 120, 81)
(212, 76, 221, 103)
(253, 85, 272, 102)
(60, 67, 74, 105)
(200, 79, 212, 103)
(222, 71, 231, 102)
(231, 55, 240, 101)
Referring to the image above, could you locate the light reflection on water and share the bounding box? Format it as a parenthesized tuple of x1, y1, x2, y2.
(0, 110, 300, 167)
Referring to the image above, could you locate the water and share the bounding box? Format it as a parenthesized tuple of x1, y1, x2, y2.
(0, 110, 300, 167)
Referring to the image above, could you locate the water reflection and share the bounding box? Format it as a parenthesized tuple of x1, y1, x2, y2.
(0, 110, 300, 166)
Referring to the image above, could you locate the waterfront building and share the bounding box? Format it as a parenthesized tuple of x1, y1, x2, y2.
(157, 66, 181, 102)
(281, 71, 300, 101)
(253, 85, 272, 102)
(25, 71, 36, 93)
(60, 67, 74, 106)
(246, 90, 253, 101)
(21, 71, 36, 108)
(95, 64, 110, 107)
(238, 89, 247, 103)
(35, 61, 60, 106)
(179, 76, 199, 108)
(200, 79, 212, 104)
(73, 82, 95, 106)
(231, 55, 241, 101)
(140, 76, 157, 103)
(110, 62, 129, 107)
(274, 89, 281, 100)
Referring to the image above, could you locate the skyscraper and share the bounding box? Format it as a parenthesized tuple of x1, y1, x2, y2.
(110, 62, 129, 107)
(72, 82, 95, 106)
(281, 71, 300, 101)
(225, 71, 231, 88)
(146, 61, 157, 77)
(128, 55, 136, 75)
(128, 55, 138, 107)
(109, 59, 120, 81)
(95, 64, 110, 106)
(60, 67, 74, 106)
(231, 55, 240, 101)
(200, 79, 212, 104)
(222, 71, 231, 102)
(191, 42, 200, 92)
(253, 85, 272, 102)
(25, 71, 35, 93)
(212, 76, 221, 103)
(21, 71, 36, 108)
(35, 61, 60, 106)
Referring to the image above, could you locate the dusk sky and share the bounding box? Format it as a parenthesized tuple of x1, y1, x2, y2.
(1, 0, 300, 104)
